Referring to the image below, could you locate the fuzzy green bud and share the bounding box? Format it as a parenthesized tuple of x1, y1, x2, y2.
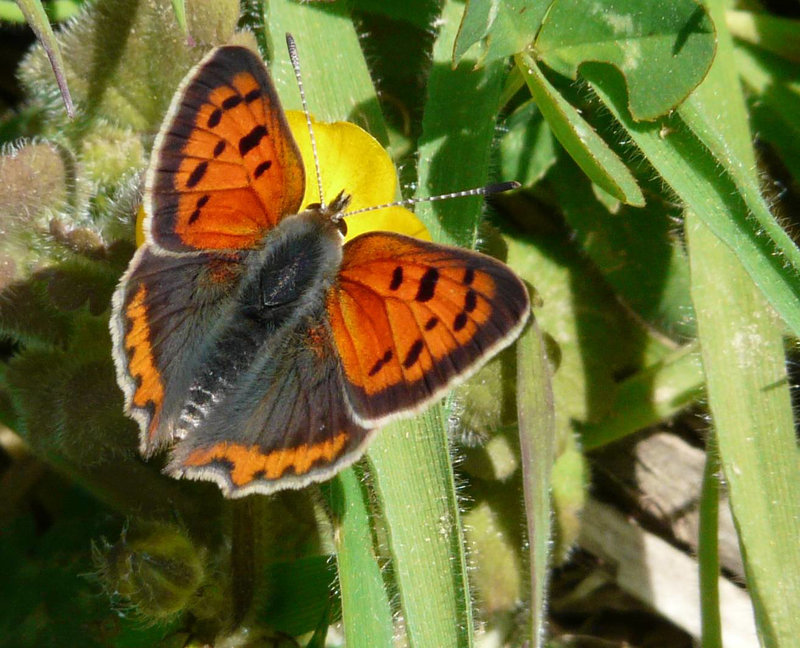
(93, 523, 206, 622)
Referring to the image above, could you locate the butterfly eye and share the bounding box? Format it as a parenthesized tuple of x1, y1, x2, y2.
(335, 217, 348, 237)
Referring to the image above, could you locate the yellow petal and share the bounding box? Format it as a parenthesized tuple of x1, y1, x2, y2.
(285, 111, 430, 242)
(345, 205, 431, 241)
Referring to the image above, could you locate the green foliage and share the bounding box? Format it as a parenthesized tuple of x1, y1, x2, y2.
(1, 0, 799, 646)
(535, 0, 716, 119)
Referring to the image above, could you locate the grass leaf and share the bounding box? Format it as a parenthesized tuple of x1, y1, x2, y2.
(516, 320, 555, 646)
(687, 212, 800, 647)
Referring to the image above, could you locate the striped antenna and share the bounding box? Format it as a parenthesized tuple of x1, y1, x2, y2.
(343, 181, 521, 217)
(285, 33, 326, 208)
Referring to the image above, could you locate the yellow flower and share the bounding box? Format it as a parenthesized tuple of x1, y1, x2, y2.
(135, 114, 429, 247)
(285, 111, 429, 242)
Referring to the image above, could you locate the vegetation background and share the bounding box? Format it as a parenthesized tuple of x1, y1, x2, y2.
(0, 0, 798, 646)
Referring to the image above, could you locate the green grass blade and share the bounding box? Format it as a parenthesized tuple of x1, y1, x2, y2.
(264, 5, 397, 645)
(516, 321, 555, 647)
(3, 0, 80, 23)
(370, 412, 473, 648)
(169, 0, 187, 38)
(677, 1, 800, 308)
(687, 211, 800, 648)
(265, 2, 387, 144)
(698, 451, 722, 648)
(368, 4, 486, 643)
(414, 0, 506, 248)
(323, 470, 395, 648)
(15, 0, 75, 117)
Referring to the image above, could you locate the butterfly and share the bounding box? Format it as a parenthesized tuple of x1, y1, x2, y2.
(110, 41, 530, 498)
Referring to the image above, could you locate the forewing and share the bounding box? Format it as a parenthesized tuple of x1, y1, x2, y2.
(167, 322, 372, 497)
(147, 45, 305, 252)
(110, 246, 244, 454)
(327, 233, 530, 426)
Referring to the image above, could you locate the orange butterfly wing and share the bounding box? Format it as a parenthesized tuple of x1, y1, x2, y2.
(147, 46, 304, 252)
(327, 233, 530, 426)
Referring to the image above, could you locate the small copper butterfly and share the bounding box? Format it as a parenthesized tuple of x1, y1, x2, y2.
(110, 38, 530, 497)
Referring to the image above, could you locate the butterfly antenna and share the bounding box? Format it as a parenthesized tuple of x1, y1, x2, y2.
(285, 33, 326, 209)
(343, 181, 521, 217)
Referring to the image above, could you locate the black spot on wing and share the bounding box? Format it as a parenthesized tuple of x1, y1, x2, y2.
(464, 289, 477, 313)
(213, 140, 226, 157)
(463, 267, 475, 286)
(222, 94, 242, 110)
(207, 108, 222, 128)
(390, 266, 403, 291)
(403, 339, 424, 369)
(244, 88, 261, 103)
(254, 160, 272, 178)
(188, 195, 210, 225)
(186, 161, 208, 188)
(239, 125, 268, 156)
(424, 316, 438, 331)
(454, 312, 467, 332)
(415, 268, 439, 302)
(368, 349, 393, 377)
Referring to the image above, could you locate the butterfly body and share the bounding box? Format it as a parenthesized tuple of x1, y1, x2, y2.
(171, 208, 344, 439)
(111, 44, 530, 497)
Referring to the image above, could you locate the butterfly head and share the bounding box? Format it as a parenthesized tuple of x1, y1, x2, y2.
(302, 189, 351, 238)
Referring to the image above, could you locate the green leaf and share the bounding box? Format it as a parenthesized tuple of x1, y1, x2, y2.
(0, 0, 25, 21)
(452, 0, 548, 65)
(350, 0, 438, 30)
(535, 0, 716, 120)
(265, 1, 387, 143)
(515, 53, 645, 206)
(369, 412, 473, 648)
(259, 556, 338, 637)
(687, 212, 800, 648)
(590, 0, 800, 340)
(503, 224, 672, 553)
(1, 0, 81, 22)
